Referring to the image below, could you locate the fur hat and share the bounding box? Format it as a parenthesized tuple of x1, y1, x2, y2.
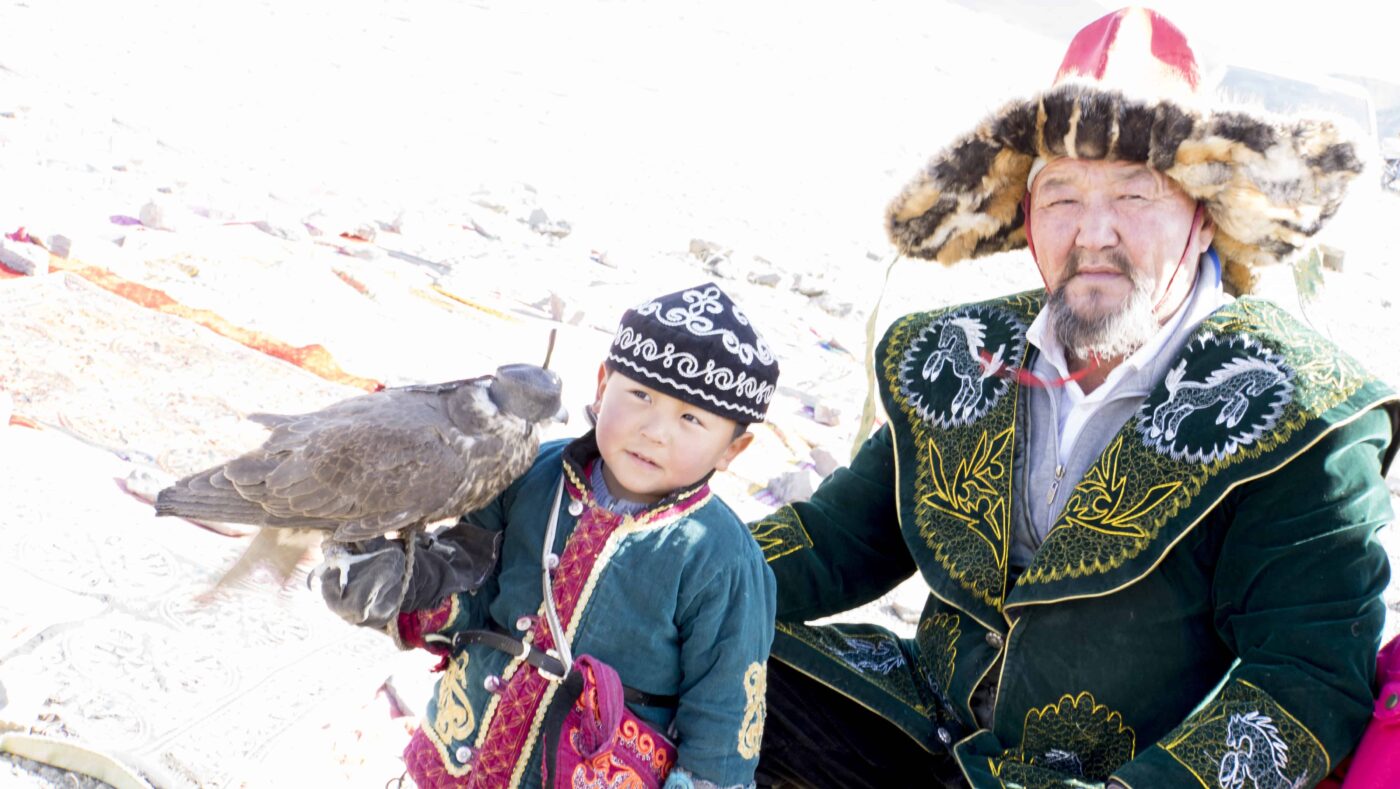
(885, 6, 1365, 294)
(606, 282, 780, 423)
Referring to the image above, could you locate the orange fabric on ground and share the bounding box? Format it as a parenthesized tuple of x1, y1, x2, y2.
(2, 253, 382, 392)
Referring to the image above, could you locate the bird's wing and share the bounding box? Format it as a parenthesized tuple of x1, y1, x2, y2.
(224, 402, 473, 540)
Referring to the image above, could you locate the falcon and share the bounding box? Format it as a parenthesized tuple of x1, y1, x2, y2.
(155, 363, 565, 592)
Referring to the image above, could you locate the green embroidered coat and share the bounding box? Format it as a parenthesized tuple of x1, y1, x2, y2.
(753, 291, 1398, 788)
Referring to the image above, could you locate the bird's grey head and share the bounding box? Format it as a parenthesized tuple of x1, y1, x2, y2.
(488, 364, 566, 425)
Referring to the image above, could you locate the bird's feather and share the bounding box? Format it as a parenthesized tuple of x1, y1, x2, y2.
(156, 366, 562, 590)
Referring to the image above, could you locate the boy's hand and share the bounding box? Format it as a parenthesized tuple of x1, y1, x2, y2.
(312, 524, 504, 629)
(314, 538, 407, 629)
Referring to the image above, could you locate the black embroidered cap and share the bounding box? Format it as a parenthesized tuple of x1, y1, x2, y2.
(606, 282, 780, 423)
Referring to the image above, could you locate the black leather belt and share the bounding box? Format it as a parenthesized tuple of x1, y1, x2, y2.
(449, 629, 679, 709)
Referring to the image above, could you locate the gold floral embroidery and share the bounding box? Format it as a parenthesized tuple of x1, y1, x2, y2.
(749, 506, 814, 563)
(882, 300, 1036, 613)
(1007, 691, 1136, 782)
(1016, 299, 1375, 587)
(915, 611, 961, 694)
(922, 428, 1014, 572)
(882, 294, 1382, 597)
(432, 653, 475, 749)
(737, 662, 767, 759)
(1060, 436, 1181, 540)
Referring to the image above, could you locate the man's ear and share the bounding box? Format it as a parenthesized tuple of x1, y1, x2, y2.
(1197, 212, 1216, 253)
(713, 431, 755, 472)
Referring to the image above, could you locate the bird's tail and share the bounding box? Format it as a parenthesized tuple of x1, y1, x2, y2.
(200, 528, 324, 602)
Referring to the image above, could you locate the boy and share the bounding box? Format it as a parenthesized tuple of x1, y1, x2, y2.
(318, 282, 780, 789)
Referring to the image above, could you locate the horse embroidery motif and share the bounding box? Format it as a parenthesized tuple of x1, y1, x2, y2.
(834, 636, 905, 674)
(1138, 337, 1293, 464)
(900, 308, 1021, 429)
(1216, 712, 1306, 789)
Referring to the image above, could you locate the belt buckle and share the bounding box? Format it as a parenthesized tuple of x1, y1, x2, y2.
(534, 647, 568, 682)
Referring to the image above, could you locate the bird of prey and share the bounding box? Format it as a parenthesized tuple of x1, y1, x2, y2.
(155, 363, 565, 599)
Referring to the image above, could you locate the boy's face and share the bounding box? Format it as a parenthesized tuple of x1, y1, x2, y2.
(592, 367, 753, 505)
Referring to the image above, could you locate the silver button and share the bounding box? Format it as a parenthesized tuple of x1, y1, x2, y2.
(985, 631, 1004, 649)
(515, 615, 533, 632)
(483, 675, 503, 693)
(544, 552, 560, 570)
(937, 727, 952, 745)
(568, 499, 583, 516)
(455, 745, 473, 762)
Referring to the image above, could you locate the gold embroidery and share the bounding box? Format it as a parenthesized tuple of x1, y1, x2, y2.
(1016, 299, 1375, 587)
(1059, 436, 1181, 541)
(882, 294, 1382, 598)
(915, 611, 960, 695)
(1008, 691, 1136, 782)
(1161, 679, 1329, 789)
(882, 298, 1038, 613)
(737, 662, 767, 760)
(922, 427, 1014, 571)
(432, 653, 475, 748)
(750, 506, 814, 563)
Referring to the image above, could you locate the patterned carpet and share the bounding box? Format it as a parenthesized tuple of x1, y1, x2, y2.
(0, 274, 434, 787)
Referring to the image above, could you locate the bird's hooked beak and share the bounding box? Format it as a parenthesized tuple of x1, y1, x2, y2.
(525, 404, 568, 439)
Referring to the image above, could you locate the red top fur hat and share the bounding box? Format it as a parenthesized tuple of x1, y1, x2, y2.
(885, 6, 1364, 294)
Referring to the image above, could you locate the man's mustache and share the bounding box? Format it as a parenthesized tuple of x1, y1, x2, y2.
(1061, 249, 1135, 284)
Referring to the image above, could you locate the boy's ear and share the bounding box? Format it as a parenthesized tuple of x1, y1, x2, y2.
(714, 430, 755, 472)
(594, 363, 609, 406)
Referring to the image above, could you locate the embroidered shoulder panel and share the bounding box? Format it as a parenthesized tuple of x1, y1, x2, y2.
(1159, 679, 1329, 789)
(1014, 298, 1378, 592)
(749, 505, 814, 563)
(881, 292, 1042, 616)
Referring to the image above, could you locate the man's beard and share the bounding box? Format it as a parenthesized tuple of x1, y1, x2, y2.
(1046, 250, 1160, 361)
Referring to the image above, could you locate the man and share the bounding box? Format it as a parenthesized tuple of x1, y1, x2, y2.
(751, 7, 1397, 788)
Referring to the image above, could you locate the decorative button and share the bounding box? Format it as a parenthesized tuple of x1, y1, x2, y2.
(985, 631, 1004, 649)
(515, 615, 533, 632)
(1387, 693, 1398, 711)
(455, 745, 473, 762)
(484, 674, 503, 693)
(937, 727, 952, 745)
(568, 500, 583, 516)
(544, 553, 560, 570)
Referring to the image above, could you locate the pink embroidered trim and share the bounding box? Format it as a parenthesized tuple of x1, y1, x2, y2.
(405, 727, 466, 788)
(400, 596, 457, 671)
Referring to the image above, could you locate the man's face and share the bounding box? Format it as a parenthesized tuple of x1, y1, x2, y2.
(1030, 158, 1213, 359)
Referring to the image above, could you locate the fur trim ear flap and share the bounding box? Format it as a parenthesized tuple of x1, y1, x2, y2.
(885, 84, 1363, 293)
(885, 101, 1037, 265)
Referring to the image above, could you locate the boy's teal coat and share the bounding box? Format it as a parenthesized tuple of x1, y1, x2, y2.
(416, 436, 776, 788)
